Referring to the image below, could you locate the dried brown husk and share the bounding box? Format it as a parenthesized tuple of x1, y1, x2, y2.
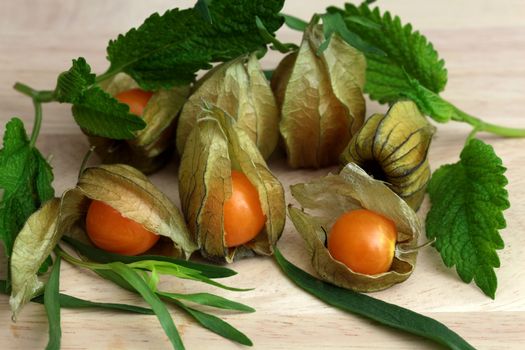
(340, 100, 435, 210)
(289, 163, 421, 292)
(176, 53, 279, 159)
(9, 164, 196, 318)
(271, 20, 366, 168)
(178, 104, 285, 263)
(10, 189, 86, 318)
(89, 73, 189, 174)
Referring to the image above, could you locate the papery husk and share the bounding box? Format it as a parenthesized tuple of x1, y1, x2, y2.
(10, 189, 86, 318)
(289, 163, 421, 292)
(340, 100, 435, 210)
(271, 20, 366, 168)
(89, 73, 189, 174)
(178, 104, 285, 263)
(76, 164, 197, 258)
(176, 53, 279, 159)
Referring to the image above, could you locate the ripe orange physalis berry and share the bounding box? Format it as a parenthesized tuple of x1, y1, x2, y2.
(223, 170, 266, 248)
(86, 200, 160, 256)
(327, 209, 397, 275)
(115, 88, 154, 116)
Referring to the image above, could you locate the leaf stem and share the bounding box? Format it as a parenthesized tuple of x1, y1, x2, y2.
(13, 82, 55, 103)
(29, 99, 43, 148)
(94, 67, 120, 84)
(453, 108, 525, 138)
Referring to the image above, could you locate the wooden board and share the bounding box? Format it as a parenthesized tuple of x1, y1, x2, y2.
(1, 0, 524, 349)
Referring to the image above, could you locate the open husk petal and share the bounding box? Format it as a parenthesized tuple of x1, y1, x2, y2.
(77, 164, 197, 258)
(178, 104, 285, 263)
(176, 53, 279, 159)
(289, 163, 421, 292)
(341, 100, 435, 210)
(10, 189, 86, 318)
(272, 20, 366, 168)
(90, 73, 189, 174)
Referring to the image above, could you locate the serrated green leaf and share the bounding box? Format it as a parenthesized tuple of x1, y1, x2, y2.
(0, 118, 54, 286)
(327, 3, 447, 107)
(54, 58, 95, 103)
(44, 256, 61, 350)
(54, 58, 146, 139)
(71, 86, 146, 139)
(105, 0, 285, 90)
(426, 138, 509, 298)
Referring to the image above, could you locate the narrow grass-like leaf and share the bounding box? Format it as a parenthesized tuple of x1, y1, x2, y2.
(44, 256, 61, 350)
(35, 294, 154, 315)
(282, 14, 308, 31)
(158, 292, 254, 313)
(170, 298, 253, 346)
(274, 248, 475, 350)
(2, 279, 152, 314)
(109, 262, 185, 350)
(62, 236, 236, 278)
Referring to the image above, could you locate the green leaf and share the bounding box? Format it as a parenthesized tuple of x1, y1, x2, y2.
(44, 256, 61, 350)
(35, 293, 154, 315)
(158, 291, 255, 313)
(1, 280, 153, 314)
(0, 118, 54, 285)
(326, 3, 448, 108)
(426, 138, 509, 298)
(54, 58, 146, 140)
(170, 299, 253, 346)
(274, 248, 476, 350)
(61, 235, 237, 279)
(105, 0, 285, 90)
(71, 86, 146, 139)
(54, 57, 95, 104)
(109, 262, 185, 350)
(282, 14, 308, 31)
(194, 0, 212, 23)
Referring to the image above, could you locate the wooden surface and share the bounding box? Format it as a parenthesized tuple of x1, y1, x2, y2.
(1, 0, 525, 349)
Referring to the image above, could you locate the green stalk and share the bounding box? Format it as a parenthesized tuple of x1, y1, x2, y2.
(29, 99, 43, 148)
(453, 108, 525, 138)
(13, 82, 55, 103)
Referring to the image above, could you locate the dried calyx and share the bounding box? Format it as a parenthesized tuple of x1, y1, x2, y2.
(288, 163, 422, 292)
(271, 17, 366, 168)
(340, 100, 435, 210)
(176, 53, 279, 160)
(89, 73, 189, 174)
(178, 103, 285, 263)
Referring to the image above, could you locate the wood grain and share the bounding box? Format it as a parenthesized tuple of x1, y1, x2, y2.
(1, 0, 525, 349)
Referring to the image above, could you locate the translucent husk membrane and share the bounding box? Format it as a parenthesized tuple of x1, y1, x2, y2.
(176, 53, 279, 160)
(178, 103, 285, 263)
(9, 164, 196, 317)
(289, 163, 422, 292)
(89, 73, 189, 174)
(271, 19, 366, 168)
(340, 100, 435, 210)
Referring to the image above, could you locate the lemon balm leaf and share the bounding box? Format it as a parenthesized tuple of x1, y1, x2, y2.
(0, 118, 54, 285)
(54, 58, 146, 140)
(426, 139, 509, 298)
(105, 0, 285, 90)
